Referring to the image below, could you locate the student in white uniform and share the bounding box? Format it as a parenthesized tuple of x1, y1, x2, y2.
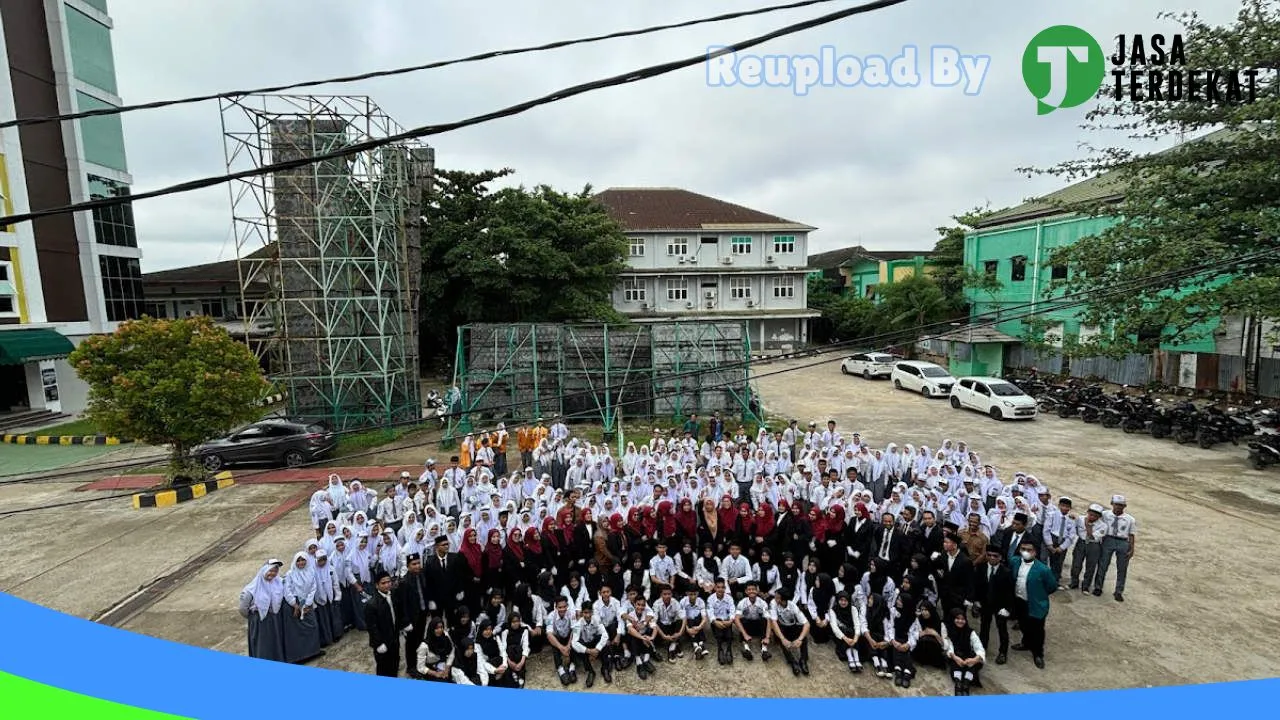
(544, 596, 577, 686)
(734, 581, 772, 662)
(1095, 494, 1137, 601)
(652, 586, 686, 662)
(592, 584, 624, 680)
(1069, 503, 1107, 592)
(707, 579, 738, 665)
(623, 595, 659, 679)
(828, 590, 866, 673)
(769, 587, 811, 676)
(570, 603, 608, 688)
(680, 586, 710, 659)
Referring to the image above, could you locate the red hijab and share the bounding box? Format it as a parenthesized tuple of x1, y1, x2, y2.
(808, 508, 828, 543)
(736, 502, 755, 535)
(558, 508, 576, 546)
(642, 506, 659, 536)
(483, 528, 504, 567)
(777, 499, 791, 517)
(674, 498, 697, 538)
(658, 500, 677, 537)
(717, 495, 737, 530)
(460, 528, 483, 575)
(754, 502, 776, 537)
(826, 504, 847, 535)
(525, 527, 544, 555)
(853, 501, 871, 521)
(507, 528, 526, 560)
(541, 517, 561, 550)
(608, 512, 625, 533)
(626, 507, 645, 534)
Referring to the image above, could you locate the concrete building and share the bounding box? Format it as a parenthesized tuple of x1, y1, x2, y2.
(594, 188, 820, 351)
(0, 0, 141, 423)
(807, 245, 934, 300)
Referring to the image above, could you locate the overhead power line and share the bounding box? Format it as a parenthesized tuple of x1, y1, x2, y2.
(0, 0, 911, 228)
(2, 247, 1266, 491)
(0, 0, 853, 131)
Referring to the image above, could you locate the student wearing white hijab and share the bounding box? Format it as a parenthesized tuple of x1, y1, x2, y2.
(312, 550, 343, 647)
(281, 552, 323, 663)
(238, 559, 286, 661)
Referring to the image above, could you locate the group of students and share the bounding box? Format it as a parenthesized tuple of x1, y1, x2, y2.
(239, 417, 1138, 696)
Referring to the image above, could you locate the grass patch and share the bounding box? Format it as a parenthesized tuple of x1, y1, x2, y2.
(36, 418, 102, 436)
(333, 423, 434, 458)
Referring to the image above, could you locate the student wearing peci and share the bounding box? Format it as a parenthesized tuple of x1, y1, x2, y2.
(1010, 540, 1057, 669)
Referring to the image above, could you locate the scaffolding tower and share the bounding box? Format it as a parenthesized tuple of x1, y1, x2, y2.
(221, 95, 433, 431)
(448, 322, 758, 440)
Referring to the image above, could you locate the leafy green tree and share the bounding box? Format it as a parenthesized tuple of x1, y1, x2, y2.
(875, 274, 953, 355)
(69, 316, 270, 483)
(931, 206, 1000, 313)
(418, 169, 629, 361)
(1026, 0, 1280, 355)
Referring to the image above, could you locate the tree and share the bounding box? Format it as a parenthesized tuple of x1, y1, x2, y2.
(931, 206, 1000, 312)
(69, 316, 270, 483)
(806, 275, 883, 343)
(418, 169, 630, 361)
(875, 274, 952, 355)
(1026, 0, 1280, 355)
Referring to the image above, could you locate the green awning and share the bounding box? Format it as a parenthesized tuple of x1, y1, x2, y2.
(0, 329, 76, 365)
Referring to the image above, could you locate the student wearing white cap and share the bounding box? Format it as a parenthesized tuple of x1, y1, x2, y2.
(1040, 496, 1077, 586)
(1095, 494, 1137, 602)
(1069, 503, 1107, 592)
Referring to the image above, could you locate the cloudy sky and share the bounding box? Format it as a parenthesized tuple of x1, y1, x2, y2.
(103, 0, 1237, 272)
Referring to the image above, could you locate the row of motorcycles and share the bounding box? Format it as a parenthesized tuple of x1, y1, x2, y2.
(1004, 372, 1280, 470)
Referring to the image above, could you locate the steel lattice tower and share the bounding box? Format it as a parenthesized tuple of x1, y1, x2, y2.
(221, 95, 432, 431)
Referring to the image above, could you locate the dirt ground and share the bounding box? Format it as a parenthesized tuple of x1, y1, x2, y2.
(6, 358, 1280, 698)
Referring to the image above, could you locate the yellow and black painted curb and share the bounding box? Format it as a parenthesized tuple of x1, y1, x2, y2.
(132, 471, 235, 509)
(1, 434, 134, 446)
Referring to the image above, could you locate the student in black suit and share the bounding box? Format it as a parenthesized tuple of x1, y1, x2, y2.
(993, 513, 1040, 564)
(912, 510, 945, 559)
(842, 503, 877, 575)
(366, 571, 401, 678)
(973, 548, 1015, 665)
(424, 535, 464, 620)
(933, 534, 974, 617)
(398, 554, 431, 676)
(871, 513, 909, 576)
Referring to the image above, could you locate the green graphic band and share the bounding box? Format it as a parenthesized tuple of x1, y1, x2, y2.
(0, 671, 190, 719)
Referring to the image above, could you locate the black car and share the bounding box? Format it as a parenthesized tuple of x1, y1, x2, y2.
(194, 419, 336, 471)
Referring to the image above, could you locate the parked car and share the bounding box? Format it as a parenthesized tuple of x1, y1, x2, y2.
(841, 351, 897, 379)
(194, 418, 337, 471)
(891, 360, 956, 398)
(950, 377, 1038, 420)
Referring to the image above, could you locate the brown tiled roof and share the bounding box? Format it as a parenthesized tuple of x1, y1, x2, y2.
(142, 244, 275, 285)
(807, 245, 868, 269)
(593, 188, 814, 232)
(863, 249, 931, 262)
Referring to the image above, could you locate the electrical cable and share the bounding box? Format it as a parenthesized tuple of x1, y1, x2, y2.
(0, 247, 1265, 484)
(0, 0, 862, 130)
(0, 0, 911, 228)
(1, 247, 1264, 497)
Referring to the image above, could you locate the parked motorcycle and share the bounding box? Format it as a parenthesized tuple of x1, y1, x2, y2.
(1196, 404, 1256, 449)
(1247, 435, 1280, 470)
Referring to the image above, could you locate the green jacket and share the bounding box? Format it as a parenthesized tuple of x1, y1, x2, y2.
(1017, 559, 1058, 619)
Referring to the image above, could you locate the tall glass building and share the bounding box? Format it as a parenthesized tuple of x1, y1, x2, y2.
(0, 0, 143, 417)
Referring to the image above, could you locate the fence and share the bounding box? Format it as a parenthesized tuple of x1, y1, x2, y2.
(1005, 348, 1280, 398)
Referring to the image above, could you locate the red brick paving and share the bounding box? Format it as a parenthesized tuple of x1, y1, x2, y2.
(75, 465, 423, 492)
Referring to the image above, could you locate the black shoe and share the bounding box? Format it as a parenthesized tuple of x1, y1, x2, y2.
(894, 671, 903, 687)
(954, 681, 963, 696)
(602, 663, 613, 684)
(1092, 588, 1103, 597)
(643, 660, 657, 674)
(1011, 643, 1028, 652)
(960, 679, 971, 696)
(1068, 582, 1079, 590)
(761, 648, 772, 662)
(851, 663, 863, 674)
(742, 647, 753, 661)
(995, 653, 1007, 665)
(559, 672, 570, 686)
(637, 665, 648, 680)
(800, 659, 810, 676)
(568, 670, 578, 684)
(902, 675, 911, 689)
(790, 661, 802, 677)
(1114, 592, 1124, 602)
(585, 670, 595, 689)
(1033, 655, 1045, 669)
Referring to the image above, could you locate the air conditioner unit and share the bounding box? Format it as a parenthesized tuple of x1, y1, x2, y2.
(688, 256, 698, 264)
(677, 256, 687, 264)
(640, 302, 650, 310)
(746, 300, 756, 308)
(721, 256, 733, 265)
(704, 291, 715, 299)
(685, 301, 694, 309)
(705, 301, 715, 309)
(766, 255, 776, 263)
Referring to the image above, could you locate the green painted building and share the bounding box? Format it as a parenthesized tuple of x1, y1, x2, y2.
(958, 162, 1223, 377)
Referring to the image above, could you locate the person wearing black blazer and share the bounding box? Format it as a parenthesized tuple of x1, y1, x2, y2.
(973, 548, 1015, 665)
(424, 536, 465, 620)
(365, 571, 401, 677)
(871, 513, 909, 576)
(397, 554, 431, 676)
(911, 511, 946, 559)
(993, 513, 1041, 564)
(842, 505, 877, 575)
(933, 534, 974, 617)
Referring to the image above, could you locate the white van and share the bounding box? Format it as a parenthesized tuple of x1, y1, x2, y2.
(890, 360, 956, 398)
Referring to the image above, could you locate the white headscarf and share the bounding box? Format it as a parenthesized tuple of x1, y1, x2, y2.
(242, 561, 284, 620)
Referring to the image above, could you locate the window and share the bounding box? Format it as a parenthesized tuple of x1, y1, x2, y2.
(99, 255, 144, 322)
(865, 284, 877, 299)
(666, 238, 688, 256)
(629, 237, 645, 257)
(666, 278, 688, 301)
(201, 299, 225, 318)
(772, 276, 795, 299)
(1010, 255, 1027, 282)
(1050, 263, 1068, 280)
(730, 236, 752, 254)
(983, 260, 998, 276)
(729, 277, 751, 299)
(143, 302, 168, 319)
(0, 260, 10, 283)
(0, 261, 14, 315)
(623, 278, 646, 302)
(66, 8, 118, 94)
(0, 296, 13, 314)
(89, 175, 138, 247)
(238, 299, 262, 319)
(77, 93, 128, 172)
(773, 236, 795, 254)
